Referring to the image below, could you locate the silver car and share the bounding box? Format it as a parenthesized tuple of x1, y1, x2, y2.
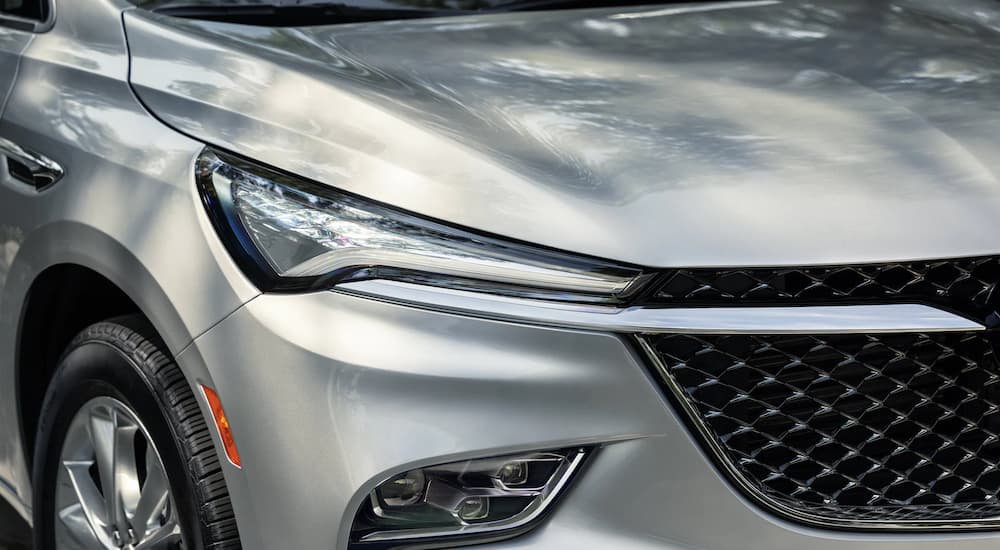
(2, 0, 1000, 548)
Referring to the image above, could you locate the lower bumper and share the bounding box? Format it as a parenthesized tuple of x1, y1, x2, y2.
(180, 290, 1000, 550)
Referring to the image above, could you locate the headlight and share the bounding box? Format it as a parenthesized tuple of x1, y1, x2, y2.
(197, 149, 646, 302)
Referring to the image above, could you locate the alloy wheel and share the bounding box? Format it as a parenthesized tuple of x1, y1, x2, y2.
(53, 396, 182, 549)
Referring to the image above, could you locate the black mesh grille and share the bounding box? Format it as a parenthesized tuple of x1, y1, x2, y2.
(646, 256, 1000, 319)
(644, 331, 1000, 524)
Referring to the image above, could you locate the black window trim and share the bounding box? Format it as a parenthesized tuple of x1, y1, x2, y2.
(0, 0, 55, 33)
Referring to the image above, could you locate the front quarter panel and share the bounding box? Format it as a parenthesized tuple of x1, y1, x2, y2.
(0, 0, 259, 515)
(186, 290, 1000, 550)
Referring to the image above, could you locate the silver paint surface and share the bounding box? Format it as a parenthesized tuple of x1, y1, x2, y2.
(126, 0, 1000, 267)
(0, 1, 998, 549)
(0, 0, 257, 523)
(186, 290, 1000, 550)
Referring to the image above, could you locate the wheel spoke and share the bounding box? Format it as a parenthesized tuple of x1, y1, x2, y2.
(56, 503, 110, 550)
(114, 417, 142, 524)
(130, 449, 170, 536)
(135, 518, 182, 550)
(61, 461, 116, 549)
(88, 409, 122, 532)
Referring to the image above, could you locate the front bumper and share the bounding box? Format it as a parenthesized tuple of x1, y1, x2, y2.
(180, 290, 1000, 550)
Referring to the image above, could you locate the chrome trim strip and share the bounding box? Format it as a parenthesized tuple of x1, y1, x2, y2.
(0, 137, 63, 188)
(636, 337, 1000, 531)
(335, 280, 984, 334)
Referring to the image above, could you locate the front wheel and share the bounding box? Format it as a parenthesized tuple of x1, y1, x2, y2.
(32, 317, 241, 549)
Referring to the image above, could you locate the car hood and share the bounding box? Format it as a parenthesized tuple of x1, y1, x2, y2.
(124, 0, 1000, 268)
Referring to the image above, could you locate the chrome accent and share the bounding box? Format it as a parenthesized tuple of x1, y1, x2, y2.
(361, 449, 587, 542)
(637, 337, 1000, 531)
(0, 0, 56, 33)
(0, 137, 63, 188)
(609, 0, 781, 20)
(335, 280, 984, 334)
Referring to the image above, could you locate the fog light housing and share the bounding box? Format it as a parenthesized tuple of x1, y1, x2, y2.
(351, 448, 588, 546)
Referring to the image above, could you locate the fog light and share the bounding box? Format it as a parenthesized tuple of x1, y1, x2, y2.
(498, 461, 528, 487)
(457, 497, 489, 521)
(351, 448, 588, 545)
(378, 470, 426, 507)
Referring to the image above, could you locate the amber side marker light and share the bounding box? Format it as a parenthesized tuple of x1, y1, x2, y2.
(202, 385, 242, 468)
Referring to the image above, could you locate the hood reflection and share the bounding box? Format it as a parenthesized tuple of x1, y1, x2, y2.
(127, 0, 1000, 267)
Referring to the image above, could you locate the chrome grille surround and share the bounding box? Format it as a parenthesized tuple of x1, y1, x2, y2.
(637, 256, 1000, 530)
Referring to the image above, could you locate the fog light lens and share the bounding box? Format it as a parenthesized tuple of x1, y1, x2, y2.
(351, 448, 588, 545)
(457, 497, 490, 522)
(498, 461, 528, 487)
(378, 470, 426, 507)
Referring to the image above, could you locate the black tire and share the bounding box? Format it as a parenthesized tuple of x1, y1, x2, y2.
(32, 316, 241, 549)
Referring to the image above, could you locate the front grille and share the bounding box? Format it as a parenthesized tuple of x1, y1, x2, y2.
(645, 256, 1000, 319)
(643, 331, 1000, 526)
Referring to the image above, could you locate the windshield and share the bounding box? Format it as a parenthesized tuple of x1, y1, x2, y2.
(129, 0, 718, 25)
(133, 0, 643, 8)
(130, 0, 718, 24)
(136, 0, 518, 6)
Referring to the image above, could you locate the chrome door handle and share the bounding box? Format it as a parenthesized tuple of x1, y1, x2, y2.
(0, 136, 63, 188)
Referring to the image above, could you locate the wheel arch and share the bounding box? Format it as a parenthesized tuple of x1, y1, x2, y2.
(6, 221, 202, 481)
(17, 264, 141, 465)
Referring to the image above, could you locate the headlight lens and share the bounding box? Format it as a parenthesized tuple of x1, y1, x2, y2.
(197, 150, 646, 302)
